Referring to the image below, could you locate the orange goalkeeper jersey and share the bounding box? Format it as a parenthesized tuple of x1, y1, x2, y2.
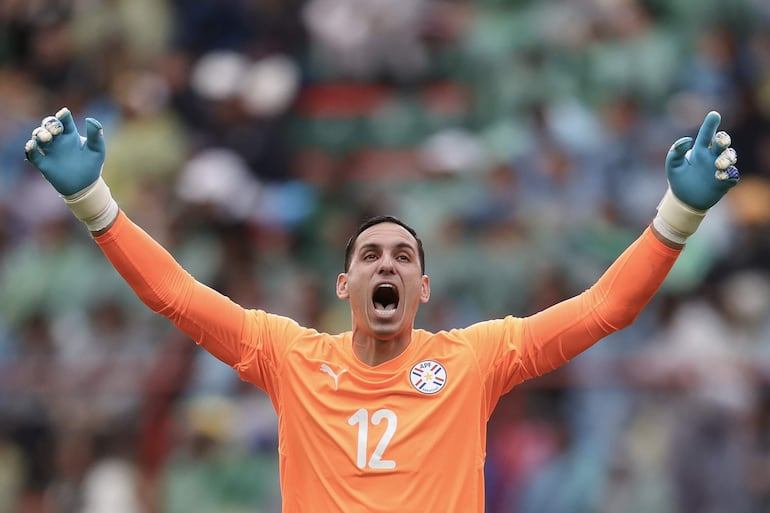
(95, 211, 680, 513)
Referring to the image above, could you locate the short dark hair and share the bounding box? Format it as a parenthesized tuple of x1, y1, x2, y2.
(344, 215, 425, 273)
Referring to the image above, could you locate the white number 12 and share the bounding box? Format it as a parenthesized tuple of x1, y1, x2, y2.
(347, 408, 397, 469)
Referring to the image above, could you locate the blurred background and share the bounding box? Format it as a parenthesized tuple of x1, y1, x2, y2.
(2, 0, 770, 511)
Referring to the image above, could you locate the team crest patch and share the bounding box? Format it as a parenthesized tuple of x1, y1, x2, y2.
(409, 360, 447, 394)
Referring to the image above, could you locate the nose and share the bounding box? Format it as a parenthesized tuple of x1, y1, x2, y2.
(377, 254, 396, 274)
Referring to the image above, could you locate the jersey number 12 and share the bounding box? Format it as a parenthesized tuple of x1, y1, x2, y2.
(348, 408, 397, 469)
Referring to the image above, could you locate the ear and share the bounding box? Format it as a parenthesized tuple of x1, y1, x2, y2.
(336, 273, 349, 300)
(420, 275, 431, 304)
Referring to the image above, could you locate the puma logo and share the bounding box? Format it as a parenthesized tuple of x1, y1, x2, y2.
(320, 364, 348, 390)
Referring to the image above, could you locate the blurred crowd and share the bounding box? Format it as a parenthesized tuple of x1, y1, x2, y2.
(2, 0, 770, 512)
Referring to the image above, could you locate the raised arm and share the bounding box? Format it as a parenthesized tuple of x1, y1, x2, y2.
(516, 111, 740, 376)
(23, 107, 249, 367)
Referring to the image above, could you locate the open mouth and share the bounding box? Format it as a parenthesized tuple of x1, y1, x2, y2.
(372, 284, 399, 313)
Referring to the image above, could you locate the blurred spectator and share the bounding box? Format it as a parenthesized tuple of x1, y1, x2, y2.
(302, 0, 431, 82)
(156, 394, 280, 513)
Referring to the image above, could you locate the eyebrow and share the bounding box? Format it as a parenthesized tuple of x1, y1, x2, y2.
(358, 242, 417, 255)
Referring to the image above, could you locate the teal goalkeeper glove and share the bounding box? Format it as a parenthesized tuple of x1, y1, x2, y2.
(24, 107, 105, 195)
(654, 110, 739, 245)
(24, 107, 118, 232)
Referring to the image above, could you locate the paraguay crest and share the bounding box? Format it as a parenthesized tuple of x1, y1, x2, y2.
(409, 360, 447, 394)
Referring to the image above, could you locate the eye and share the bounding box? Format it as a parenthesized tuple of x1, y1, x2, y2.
(363, 253, 377, 261)
(396, 254, 410, 262)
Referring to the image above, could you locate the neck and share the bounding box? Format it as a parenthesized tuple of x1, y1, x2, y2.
(351, 331, 412, 367)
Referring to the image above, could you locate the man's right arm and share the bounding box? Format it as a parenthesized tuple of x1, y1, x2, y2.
(23, 107, 251, 369)
(94, 209, 250, 367)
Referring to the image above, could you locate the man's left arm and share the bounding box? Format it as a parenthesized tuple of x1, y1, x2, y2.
(516, 225, 679, 378)
(515, 111, 740, 378)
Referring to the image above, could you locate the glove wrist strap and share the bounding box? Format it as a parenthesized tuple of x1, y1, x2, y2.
(63, 177, 118, 232)
(653, 187, 707, 245)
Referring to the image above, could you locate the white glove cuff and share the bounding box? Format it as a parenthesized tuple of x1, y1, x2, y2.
(63, 177, 119, 232)
(653, 187, 707, 245)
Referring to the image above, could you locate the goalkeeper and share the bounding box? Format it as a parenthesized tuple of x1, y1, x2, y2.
(24, 107, 738, 513)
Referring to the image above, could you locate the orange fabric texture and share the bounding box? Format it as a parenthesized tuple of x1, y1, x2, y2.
(95, 211, 680, 513)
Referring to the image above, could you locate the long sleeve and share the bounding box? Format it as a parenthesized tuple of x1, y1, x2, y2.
(93, 210, 248, 367)
(515, 225, 681, 377)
